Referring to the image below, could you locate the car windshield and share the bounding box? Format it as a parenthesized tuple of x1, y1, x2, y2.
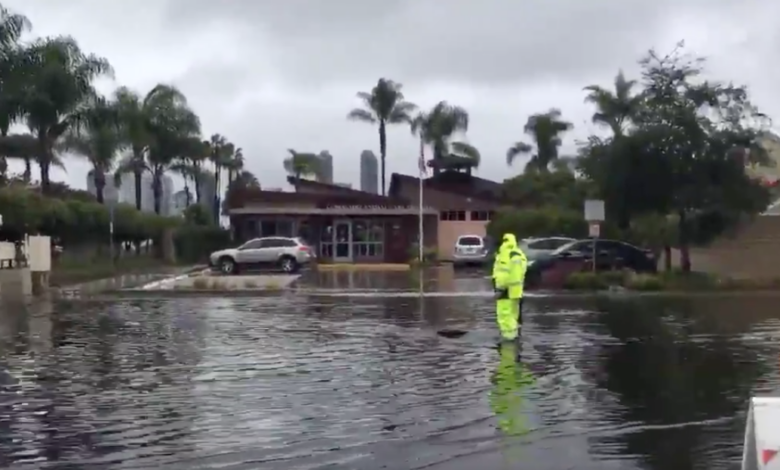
(457, 236, 483, 246)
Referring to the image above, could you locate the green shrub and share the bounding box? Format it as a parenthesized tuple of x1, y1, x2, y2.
(173, 225, 232, 263)
(625, 273, 664, 291)
(600, 270, 627, 286)
(563, 272, 609, 290)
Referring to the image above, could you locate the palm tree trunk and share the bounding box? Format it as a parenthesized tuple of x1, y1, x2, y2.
(184, 181, 191, 206)
(133, 170, 142, 210)
(23, 157, 30, 183)
(213, 165, 221, 224)
(379, 120, 387, 196)
(95, 172, 105, 204)
(152, 172, 162, 215)
(40, 159, 51, 192)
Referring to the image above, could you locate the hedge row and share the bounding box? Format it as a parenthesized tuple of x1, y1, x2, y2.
(0, 185, 179, 244)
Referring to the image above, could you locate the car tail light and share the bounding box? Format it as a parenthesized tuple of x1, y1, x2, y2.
(299, 245, 311, 253)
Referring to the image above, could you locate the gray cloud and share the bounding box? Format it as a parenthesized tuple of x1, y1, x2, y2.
(4, 0, 780, 191)
(160, 0, 750, 87)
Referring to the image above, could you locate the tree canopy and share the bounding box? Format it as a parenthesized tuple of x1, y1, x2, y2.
(493, 44, 774, 272)
(0, 3, 258, 254)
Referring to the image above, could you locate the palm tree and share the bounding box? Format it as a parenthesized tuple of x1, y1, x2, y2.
(583, 70, 643, 137)
(347, 78, 416, 195)
(206, 134, 232, 224)
(145, 102, 201, 215)
(113, 84, 189, 211)
(57, 100, 123, 203)
(506, 109, 573, 172)
(225, 147, 244, 187)
(283, 149, 321, 189)
(22, 36, 113, 192)
(411, 102, 479, 175)
(0, 7, 32, 181)
(232, 170, 259, 189)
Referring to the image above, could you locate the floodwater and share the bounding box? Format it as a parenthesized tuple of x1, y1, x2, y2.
(1, 270, 779, 469)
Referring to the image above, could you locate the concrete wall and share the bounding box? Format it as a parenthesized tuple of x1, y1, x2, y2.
(688, 216, 780, 278)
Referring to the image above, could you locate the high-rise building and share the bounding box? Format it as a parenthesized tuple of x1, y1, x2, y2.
(172, 189, 189, 216)
(316, 151, 333, 184)
(86, 170, 119, 203)
(116, 172, 174, 215)
(360, 150, 379, 194)
(198, 170, 217, 212)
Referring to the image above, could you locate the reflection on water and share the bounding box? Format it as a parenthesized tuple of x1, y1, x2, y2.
(0, 292, 777, 469)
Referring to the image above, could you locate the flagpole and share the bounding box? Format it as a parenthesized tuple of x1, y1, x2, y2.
(418, 135, 424, 266)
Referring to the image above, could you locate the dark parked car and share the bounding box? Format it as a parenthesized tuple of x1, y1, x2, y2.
(526, 239, 657, 287)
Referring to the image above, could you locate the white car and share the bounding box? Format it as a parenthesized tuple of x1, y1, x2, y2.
(452, 235, 491, 267)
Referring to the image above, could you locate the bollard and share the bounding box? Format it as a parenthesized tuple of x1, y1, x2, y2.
(742, 397, 780, 470)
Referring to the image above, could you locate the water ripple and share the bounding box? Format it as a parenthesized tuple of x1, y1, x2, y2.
(0, 293, 776, 469)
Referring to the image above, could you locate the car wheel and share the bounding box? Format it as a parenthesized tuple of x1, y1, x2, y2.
(279, 256, 298, 273)
(219, 256, 237, 275)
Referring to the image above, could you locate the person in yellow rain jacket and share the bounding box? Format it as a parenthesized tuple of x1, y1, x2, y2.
(489, 341, 536, 438)
(491, 233, 528, 342)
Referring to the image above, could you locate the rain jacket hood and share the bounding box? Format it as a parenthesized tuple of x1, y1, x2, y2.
(501, 233, 519, 252)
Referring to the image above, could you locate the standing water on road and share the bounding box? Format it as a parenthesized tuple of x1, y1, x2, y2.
(0, 289, 778, 469)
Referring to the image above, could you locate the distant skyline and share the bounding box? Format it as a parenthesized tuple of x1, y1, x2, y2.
(5, 0, 780, 191)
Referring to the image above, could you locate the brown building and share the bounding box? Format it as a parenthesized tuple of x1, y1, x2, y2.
(389, 171, 503, 260)
(226, 171, 504, 263)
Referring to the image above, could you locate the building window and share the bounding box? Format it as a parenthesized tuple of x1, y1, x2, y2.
(259, 219, 295, 237)
(352, 219, 384, 258)
(440, 210, 466, 221)
(470, 211, 494, 221)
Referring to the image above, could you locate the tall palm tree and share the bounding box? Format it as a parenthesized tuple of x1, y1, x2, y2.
(22, 36, 113, 192)
(0, 7, 32, 181)
(411, 102, 479, 175)
(206, 134, 232, 224)
(225, 147, 244, 187)
(145, 103, 201, 215)
(283, 149, 321, 190)
(583, 70, 643, 137)
(506, 109, 573, 172)
(231, 170, 259, 190)
(113, 84, 189, 211)
(57, 99, 123, 203)
(347, 78, 416, 195)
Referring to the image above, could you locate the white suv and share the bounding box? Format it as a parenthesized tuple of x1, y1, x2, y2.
(452, 235, 490, 267)
(209, 237, 315, 274)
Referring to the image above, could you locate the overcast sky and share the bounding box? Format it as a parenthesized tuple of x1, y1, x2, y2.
(5, 0, 780, 192)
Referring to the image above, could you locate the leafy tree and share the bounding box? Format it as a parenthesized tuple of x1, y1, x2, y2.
(0, 6, 31, 181)
(22, 36, 113, 191)
(58, 98, 123, 203)
(506, 109, 572, 172)
(347, 78, 416, 195)
(204, 134, 238, 223)
(113, 84, 191, 211)
(411, 102, 480, 174)
(583, 71, 643, 137)
(283, 149, 322, 188)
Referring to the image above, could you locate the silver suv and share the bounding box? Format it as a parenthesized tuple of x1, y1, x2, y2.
(209, 237, 315, 274)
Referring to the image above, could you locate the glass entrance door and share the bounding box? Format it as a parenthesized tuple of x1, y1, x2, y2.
(333, 220, 352, 262)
